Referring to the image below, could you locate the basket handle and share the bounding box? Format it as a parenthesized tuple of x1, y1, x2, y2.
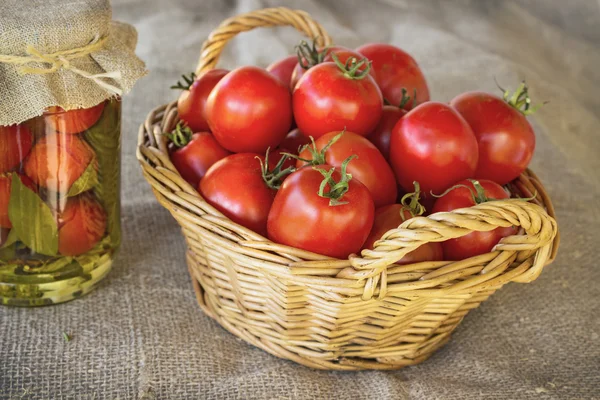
(195, 7, 333, 76)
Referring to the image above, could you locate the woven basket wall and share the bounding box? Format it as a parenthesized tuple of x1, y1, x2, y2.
(136, 7, 559, 371)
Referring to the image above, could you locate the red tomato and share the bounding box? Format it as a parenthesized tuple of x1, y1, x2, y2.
(297, 131, 396, 207)
(0, 173, 37, 228)
(451, 90, 536, 185)
(176, 69, 228, 132)
(363, 204, 443, 264)
(24, 134, 95, 192)
(293, 61, 383, 139)
(356, 43, 429, 110)
(0, 124, 33, 173)
(45, 102, 105, 135)
(266, 55, 298, 89)
(199, 153, 292, 237)
(168, 124, 231, 187)
(432, 179, 518, 260)
(366, 105, 406, 160)
(389, 102, 478, 195)
(57, 194, 107, 256)
(206, 66, 292, 153)
(278, 128, 310, 154)
(267, 163, 374, 259)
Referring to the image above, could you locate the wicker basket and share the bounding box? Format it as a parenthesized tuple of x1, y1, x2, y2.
(136, 7, 559, 370)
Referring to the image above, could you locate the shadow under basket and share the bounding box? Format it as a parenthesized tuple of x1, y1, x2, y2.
(136, 7, 559, 370)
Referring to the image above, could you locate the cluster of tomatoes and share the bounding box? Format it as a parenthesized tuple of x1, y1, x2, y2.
(169, 41, 538, 261)
(0, 103, 108, 256)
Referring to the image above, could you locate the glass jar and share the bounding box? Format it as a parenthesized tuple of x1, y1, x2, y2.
(0, 99, 121, 306)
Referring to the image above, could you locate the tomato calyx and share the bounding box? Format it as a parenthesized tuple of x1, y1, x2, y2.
(166, 122, 194, 148)
(496, 80, 546, 116)
(313, 155, 356, 206)
(330, 53, 372, 80)
(295, 39, 329, 70)
(399, 181, 426, 221)
(257, 149, 295, 190)
(293, 130, 345, 165)
(171, 72, 197, 91)
(433, 179, 491, 205)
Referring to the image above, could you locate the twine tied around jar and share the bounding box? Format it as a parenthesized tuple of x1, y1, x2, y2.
(0, 35, 123, 96)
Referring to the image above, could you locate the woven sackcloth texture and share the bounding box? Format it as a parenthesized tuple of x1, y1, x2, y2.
(1, 0, 599, 399)
(0, 0, 147, 126)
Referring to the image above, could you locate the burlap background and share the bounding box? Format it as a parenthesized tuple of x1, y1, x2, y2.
(0, 0, 146, 126)
(1, 0, 599, 398)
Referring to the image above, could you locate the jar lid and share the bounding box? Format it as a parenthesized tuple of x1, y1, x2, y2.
(0, 0, 147, 126)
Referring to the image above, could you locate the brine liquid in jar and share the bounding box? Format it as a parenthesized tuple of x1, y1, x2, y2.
(0, 99, 121, 306)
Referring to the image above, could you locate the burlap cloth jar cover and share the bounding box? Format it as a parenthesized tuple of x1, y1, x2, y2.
(0, 0, 146, 127)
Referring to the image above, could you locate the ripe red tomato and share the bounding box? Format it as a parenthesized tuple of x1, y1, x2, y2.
(432, 179, 518, 260)
(0, 173, 37, 228)
(175, 69, 228, 132)
(168, 124, 231, 187)
(297, 131, 396, 207)
(356, 43, 429, 110)
(199, 153, 292, 237)
(366, 105, 406, 160)
(266, 55, 298, 89)
(0, 124, 33, 173)
(278, 128, 310, 154)
(267, 162, 374, 259)
(451, 90, 536, 185)
(363, 204, 443, 264)
(45, 102, 105, 134)
(58, 194, 107, 256)
(389, 101, 479, 195)
(206, 66, 292, 153)
(24, 134, 95, 192)
(293, 61, 383, 139)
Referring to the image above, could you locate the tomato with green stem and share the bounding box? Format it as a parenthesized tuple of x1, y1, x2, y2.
(431, 179, 518, 260)
(45, 102, 105, 135)
(363, 182, 443, 263)
(206, 66, 292, 153)
(167, 123, 231, 187)
(267, 156, 374, 259)
(356, 43, 429, 110)
(199, 151, 294, 237)
(389, 101, 479, 195)
(293, 55, 383, 139)
(0, 124, 34, 173)
(173, 69, 229, 132)
(296, 131, 397, 207)
(450, 82, 539, 185)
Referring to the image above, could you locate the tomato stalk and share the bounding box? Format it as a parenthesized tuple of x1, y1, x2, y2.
(399, 181, 426, 220)
(313, 155, 356, 206)
(432, 179, 490, 204)
(288, 130, 345, 165)
(496, 80, 546, 116)
(171, 72, 196, 91)
(257, 149, 295, 190)
(165, 122, 194, 148)
(330, 53, 372, 80)
(295, 38, 328, 70)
